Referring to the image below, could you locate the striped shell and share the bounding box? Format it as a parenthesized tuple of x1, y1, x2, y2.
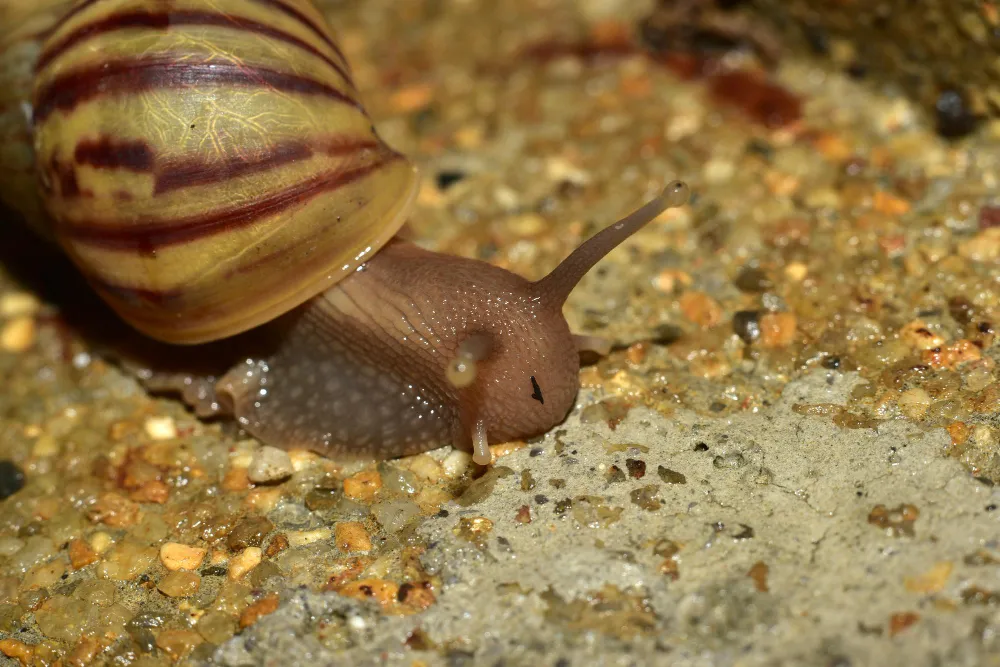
(27, 0, 418, 344)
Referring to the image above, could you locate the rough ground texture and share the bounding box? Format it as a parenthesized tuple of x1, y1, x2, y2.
(0, 0, 999, 666)
(214, 372, 1000, 667)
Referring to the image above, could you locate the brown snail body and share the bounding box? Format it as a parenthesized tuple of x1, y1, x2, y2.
(0, 0, 689, 465)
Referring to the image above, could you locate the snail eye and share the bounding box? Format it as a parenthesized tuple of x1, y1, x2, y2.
(529, 376, 544, 404)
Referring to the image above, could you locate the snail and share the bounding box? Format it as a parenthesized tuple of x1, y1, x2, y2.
(0, 0, 690, 466)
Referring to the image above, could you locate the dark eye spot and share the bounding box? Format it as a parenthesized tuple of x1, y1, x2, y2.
(530, 376, 544, 404)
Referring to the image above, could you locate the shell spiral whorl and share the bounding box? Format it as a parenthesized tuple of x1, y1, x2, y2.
(30, 0, 418, 344)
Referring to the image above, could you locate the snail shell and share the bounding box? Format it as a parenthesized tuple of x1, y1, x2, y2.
(15, 0, 418, 344)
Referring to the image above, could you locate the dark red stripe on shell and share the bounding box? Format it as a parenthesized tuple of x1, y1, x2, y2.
(154, 137, 378, 194)
(75, 137, 154, 171)
(250, 0, 349, 69)
(33, 56, 360, 123)
(35, 0, 100, 44)
(59, 150, 401, 253)
(35, 9, 352, 85)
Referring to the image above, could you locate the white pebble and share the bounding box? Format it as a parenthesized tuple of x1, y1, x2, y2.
(143, 416, 177, 440)
(442, 450, 473, 478)
(247, 446, 294, 483)
(286, 528, 332, 547)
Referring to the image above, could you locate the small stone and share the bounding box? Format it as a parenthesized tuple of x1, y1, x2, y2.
(545, 156, 591, 186)
(247, 446, 294, 484)
(304, 485, 340, 511)
(96, 541, 157, 581)
(228, 547, 262, 580)
(371, 500, 421, 533)
(343, 469, 382, 502)
(759, 312, 797, 348)
(904, 562, 953, 593)
(0, 292, 39, 318)
(88, 531, 113, 555)
(221, 466, 252, 492)
(515, 505, 532, 524)
(441, 450, 472, 478)
(157, 571, 201, 598)
(935, 89, 979, 138)
(898, 388, 932, 419)
(899, 320, 945, 350)
(285, 528, 331, 547)
(227, 516, 274, 551)
(734, 267, 772, 292)
(0, 461, 25, 500)
(747, 561, 769, 592)
(679, 291, 723, 328)
(958, 228, 1000, 262)
(629, 485, 662, 511)
(888, 611, 920, 637)
(0, 317, 35, 353)
(30, 435, 58, 458)
(335, 579, 399, 608)
(657, 466, 687, 484)
(653, 269, 692, 293)
(784, 262, 808, 281)
(334, 521, 373, 553)
(264, 534, 289, 558)
(74, 579, 116, 607)
(156, 629, 203, 661)
(239, 593, 280, 628)
(244, 487, 283, 512)
(196, 611, 237, 644)
(0, 639, 33, 665)
(129, 479, 170, 504)
(143, 416, 177, 441)
(160, 542, 207, 571)
(88, 492, 139, 528)
(407, 454, 444, 483)
(732, 311, 761, 344)
(625, 459, 646, 479)
(68, 538, 99, 570)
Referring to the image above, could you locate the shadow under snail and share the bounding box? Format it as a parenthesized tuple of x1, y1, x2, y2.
(0, 0, 690, 466)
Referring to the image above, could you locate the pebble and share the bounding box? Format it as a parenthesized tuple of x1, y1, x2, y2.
(0, 292, 39, 317)
(247, 446, 294, 484)
(157, 571, 201, 598)
(197, 611, 237, 644)
(0, 538, 23, 557)
(898, 388, 932, 419)
(239, 593, 280, 629)
(156, 629, 203, 661)
(441, 450, 472, 478)
(160, 542, 207, 571)
(343, 469, 382, 502)
(143, 416, 177, 441)
(371, 499, 422, 533)
(899, 320, 946, 350)
(759, 313, 798, 348)
(227, 516, 274, 551)
(335, 521, 373, 553)
(286, 528, 332, 547)
(407, 454, 444, 483)
(228, 547, 263, 580)
(0, 317, 34, 353)
(680, 292, 723, 328)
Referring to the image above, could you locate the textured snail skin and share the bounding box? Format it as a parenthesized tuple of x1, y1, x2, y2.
(131, 184, 691, 463)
